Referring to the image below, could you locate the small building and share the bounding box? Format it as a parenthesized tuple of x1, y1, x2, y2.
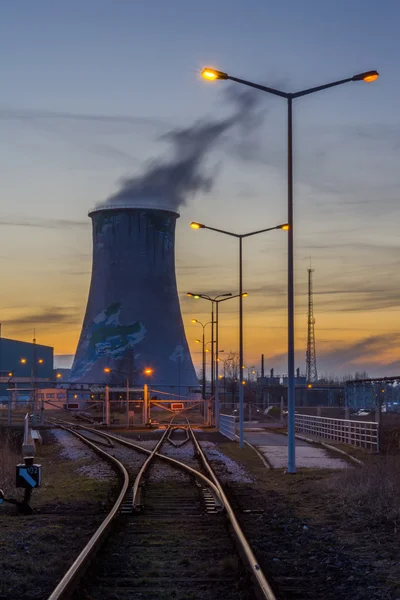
(0, 337, 54, 401)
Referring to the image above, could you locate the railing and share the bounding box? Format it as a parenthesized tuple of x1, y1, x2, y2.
(295, 413, 379, 451)
(219, 414, 236, 441)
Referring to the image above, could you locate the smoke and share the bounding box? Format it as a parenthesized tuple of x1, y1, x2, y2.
(104, 86, 266, 211)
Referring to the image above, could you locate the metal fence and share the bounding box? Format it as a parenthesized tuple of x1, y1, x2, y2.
(295, 413, 379, 451)
(219, 414, 236, 440)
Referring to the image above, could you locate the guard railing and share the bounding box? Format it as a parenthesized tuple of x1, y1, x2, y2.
(219, 414, 236, 440)
(295, 413, 379, 451)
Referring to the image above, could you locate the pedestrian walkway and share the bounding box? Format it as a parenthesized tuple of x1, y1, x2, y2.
(244, 430, 350, 469)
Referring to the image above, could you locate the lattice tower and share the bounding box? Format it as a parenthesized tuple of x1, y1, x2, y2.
(306, 268, 318, 382)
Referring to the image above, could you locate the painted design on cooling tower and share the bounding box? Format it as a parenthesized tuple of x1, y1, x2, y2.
(73, 302, 146, 378)
(169, 345, 189, 363)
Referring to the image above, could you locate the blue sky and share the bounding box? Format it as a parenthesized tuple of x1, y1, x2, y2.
(0, 0, 399, 376)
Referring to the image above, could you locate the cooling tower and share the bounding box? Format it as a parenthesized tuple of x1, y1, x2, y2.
(70, 198, 198, 390)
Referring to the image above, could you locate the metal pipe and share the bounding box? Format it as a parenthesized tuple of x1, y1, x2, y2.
(287, 97, 295, 473)
(239, 237, 244, 448)
(215, 301, 219, 427)
(211, 303, 215, 397)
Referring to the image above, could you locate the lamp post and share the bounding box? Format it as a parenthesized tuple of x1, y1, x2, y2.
(188, 293, 232, 397)
(188, 292, 247, 427)
(200, 67, 378, 472)
(221, 356, 233, 412)
(104, 367, 153, 427)
(20, 355, 44, 420)
(191, 221, 287, 447)
(192, 319, 212, 399)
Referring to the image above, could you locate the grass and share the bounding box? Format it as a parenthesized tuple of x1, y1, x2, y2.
(325, 455, 400, 533)
(0, 430, 23, 497)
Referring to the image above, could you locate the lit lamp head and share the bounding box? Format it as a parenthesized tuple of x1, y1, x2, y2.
(56, 373, 62, 379)
(143, 368, 153, 376)
(191, 319, 198, 324)
(187, 292, 200, 299)
(38, 358, 44, 364)
(279, 223, 290, 230)
(20, 358, 27, 364)
(201, 68, 228, 81)
(190, 222, 206, 230)
(104, 367, 111, 374)
(352, 70, 379, 82)
(242, 292, 248, 298)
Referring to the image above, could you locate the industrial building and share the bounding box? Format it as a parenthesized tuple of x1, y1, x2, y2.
(70, 197, 198, 393)
(0, 337, 54, 401)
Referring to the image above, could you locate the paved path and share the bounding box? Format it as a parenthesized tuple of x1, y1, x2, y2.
(244, 430, 349, 469)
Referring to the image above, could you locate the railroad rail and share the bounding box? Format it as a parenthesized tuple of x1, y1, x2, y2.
(46, 417, 277, 600)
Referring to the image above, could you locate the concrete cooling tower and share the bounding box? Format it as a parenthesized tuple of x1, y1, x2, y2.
(70, 198, 198, 391)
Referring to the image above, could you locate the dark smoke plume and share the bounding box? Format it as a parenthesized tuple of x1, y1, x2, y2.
(104, 86, 266, 211)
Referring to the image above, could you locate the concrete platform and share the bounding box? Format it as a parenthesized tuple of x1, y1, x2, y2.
(244, 430, 350, 469)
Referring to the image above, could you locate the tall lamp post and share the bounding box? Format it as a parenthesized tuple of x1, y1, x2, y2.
(104, 367, 153, 427)
(188, 293, 232, 397)
(200, 67, 378, 471)
(192, 319, 212, 399)
(189, 292, 247, 427)
(191, 221, 287, 447)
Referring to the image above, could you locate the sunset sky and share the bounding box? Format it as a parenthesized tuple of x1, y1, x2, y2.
(0, 0, 399, 377)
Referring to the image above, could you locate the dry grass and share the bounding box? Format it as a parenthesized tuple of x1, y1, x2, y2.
(325, 456, 400, 532)
(0, 431, 22, 497)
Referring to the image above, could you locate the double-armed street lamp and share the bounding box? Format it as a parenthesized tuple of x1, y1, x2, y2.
(188, 293, 232, 398)
(200, 66, 379, 471)
(188, 291, 247, 426)
(190, 221, 287, 447)
(192, 318, 212, 399)
(104, 366, 153, 427)
(20, 356, 45, 415)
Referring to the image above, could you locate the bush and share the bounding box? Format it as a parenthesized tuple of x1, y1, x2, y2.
(0, 432, 20, 496)
(325, 456, 400, 533)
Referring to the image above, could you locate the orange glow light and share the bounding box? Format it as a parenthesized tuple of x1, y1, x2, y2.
(104, 367, 111, 373)
(363, 73, 379, 82)
(144, 368, 153, 376)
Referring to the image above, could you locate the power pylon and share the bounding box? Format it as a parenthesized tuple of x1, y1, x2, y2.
(306, 268, 318, 382)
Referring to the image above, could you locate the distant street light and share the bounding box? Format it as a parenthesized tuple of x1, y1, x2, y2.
(191, 222, 287, 447)
(200, 66, 378, 472)
(192, 319, 212, 399)
(188, 291, 247, 426)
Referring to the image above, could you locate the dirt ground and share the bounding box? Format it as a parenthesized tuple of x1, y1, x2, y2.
(215, 440, 400, 600)
(0, 429, 119, 600)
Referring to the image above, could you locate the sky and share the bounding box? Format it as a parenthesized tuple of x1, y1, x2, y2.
(0, 0, 399, 377)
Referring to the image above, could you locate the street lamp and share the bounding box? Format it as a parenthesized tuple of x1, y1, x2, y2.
(104, 367, 133, 427)
(190, 221, 287, 447)
(188, 291, 247, 426)
(188, 293, 232, 399)
(192, 319, 212, 399)
(200, 66, 378, 472)
(20, 356, 45, 416)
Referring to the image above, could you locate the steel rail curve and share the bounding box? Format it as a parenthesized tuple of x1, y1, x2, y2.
(46, 426, 129, 600)
(187, 422, 277, 600)
(48, 418, 276, 600)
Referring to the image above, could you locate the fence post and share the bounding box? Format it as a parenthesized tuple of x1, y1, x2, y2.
(143, 384, 149, 425)
(105, 386, 110, 426)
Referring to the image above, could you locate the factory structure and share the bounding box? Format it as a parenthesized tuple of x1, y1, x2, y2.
(0, 336, 90, 410)
(70, 197, 199, 395)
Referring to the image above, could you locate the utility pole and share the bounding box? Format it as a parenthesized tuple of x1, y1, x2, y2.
(306, 267, 318, 383)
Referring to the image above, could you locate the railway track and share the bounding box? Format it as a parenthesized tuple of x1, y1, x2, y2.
(46, 418, 277, 600)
